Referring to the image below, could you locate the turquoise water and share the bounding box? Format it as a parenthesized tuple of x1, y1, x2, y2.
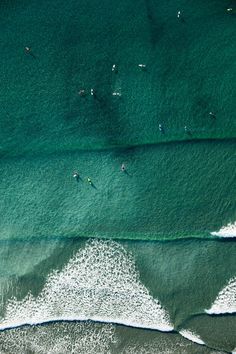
(0, 0, 235, 352)
(1, 140, 235, 241)
(0, 0, 235, 157)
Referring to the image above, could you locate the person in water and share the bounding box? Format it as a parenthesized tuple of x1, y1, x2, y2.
(112, 64, 117, 73)
(79, 89, 86, 96)
(87, 177, 92, 185)
(25, 47, 31, 53)
(121, 163, 125, 172)
(209, 111, 216, 118)
(73, 171, 79, 180)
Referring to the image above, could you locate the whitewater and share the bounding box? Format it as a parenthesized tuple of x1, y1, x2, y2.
(0, 240, 173, 332)
(206, 276, 236, 315)
(211, 221, 236, 238)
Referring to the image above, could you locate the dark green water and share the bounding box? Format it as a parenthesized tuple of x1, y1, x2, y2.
(0, 0, 235, 352)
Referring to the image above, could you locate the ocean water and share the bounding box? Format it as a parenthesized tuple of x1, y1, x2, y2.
(0, 0, 235, 353)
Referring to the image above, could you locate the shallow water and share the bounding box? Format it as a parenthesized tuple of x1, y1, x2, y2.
(0, 238, 235, 352)
(1, 140, 235, 242)
(0, 0, 235, 352)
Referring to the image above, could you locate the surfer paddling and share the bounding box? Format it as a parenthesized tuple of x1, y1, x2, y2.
(138, 64, 146, 70)
(78, 89, 86, 97)
(24, 46, 36, 59)
(209, 112, 216, 119)
(112, 64, 117, 73)
(87, 177, 92, 185)
(73, 171, 79, 181)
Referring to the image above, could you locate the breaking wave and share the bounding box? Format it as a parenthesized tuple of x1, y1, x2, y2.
(205, 276, 236, 314)
(179, 329, 205, 345)
(0, 240, 173, 332)
(211, 221, 236, 238)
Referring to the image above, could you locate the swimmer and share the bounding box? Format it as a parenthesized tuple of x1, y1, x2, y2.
(25, 47, 31, 53)
(87, 177, 92, 185)
(227, 8, 233, 12)
(184, 126, 188, 132)
(159, 124, 163, 132)
(112, 64, 117, 72)
(112, 92, 121, 96)
(78, 89, 86, 96)
(138, 64, 146, 69)
(121, 163, 125, 172)
(177, 11, 181, 18)
(209, 111, 216, 118)
(73, 171, 79, 180)
(90, 89, 94, 96)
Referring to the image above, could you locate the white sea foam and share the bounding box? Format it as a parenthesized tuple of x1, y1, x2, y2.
(211, 221, 236, 238)
(0, 240, 173, 332)
(179, 329, 205, 345)
(0, 322, 116, 354)
(0, 321, 224, 354)
(205, 276, 236, 314)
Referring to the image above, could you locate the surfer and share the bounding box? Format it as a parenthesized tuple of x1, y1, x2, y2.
(78, 89, 86, 96)
(73, 171, 79, 181)
(121, 163, 125, 172)
(25, 46, 31, 53)
(87, 177, 92, 185)
(112, 64, 117, 72)
(138, 64, 146, 70)
(209, 112, 216, 118)
(90, 89, 94, 96)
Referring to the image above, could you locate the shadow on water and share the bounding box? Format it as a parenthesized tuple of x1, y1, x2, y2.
(180, 17, 186, 24)
(145, 0, 164, 48)
(90, 182, 97, 190)
(75, 175, 82, 182)
(29, 52, 37, 59)
(186, 130, 192, 137)
(123, 169, 131, 177)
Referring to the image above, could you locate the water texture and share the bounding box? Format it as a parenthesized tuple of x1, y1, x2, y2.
(0, 0, 235, 352)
